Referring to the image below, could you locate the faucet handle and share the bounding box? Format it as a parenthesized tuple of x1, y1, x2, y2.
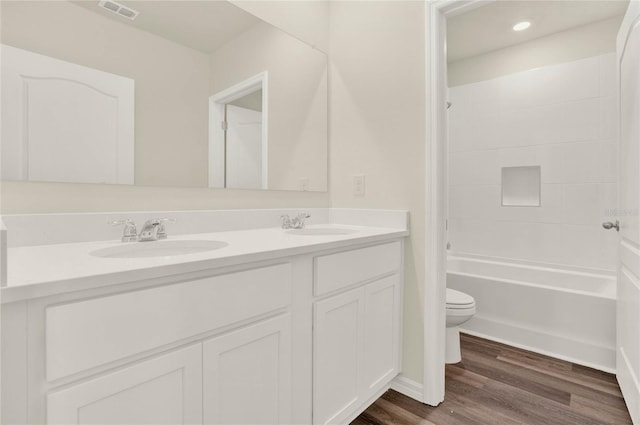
(156, 218, 176, 240)
(292, 213, 310, 229)
(280, 215, 292, 229)
(109, 219, 137, 242)
(140, 218, 176, 241)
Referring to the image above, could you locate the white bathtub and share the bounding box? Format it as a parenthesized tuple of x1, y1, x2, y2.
(447, 255, 617, 372)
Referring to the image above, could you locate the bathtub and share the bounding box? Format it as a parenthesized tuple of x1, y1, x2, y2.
(447, 255, 616, 372)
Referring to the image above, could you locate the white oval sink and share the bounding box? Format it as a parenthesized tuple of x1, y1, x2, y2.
(286, 227, 357, 236)
(90, 240, 228, 258)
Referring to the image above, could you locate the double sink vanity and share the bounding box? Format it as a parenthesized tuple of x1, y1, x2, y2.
(0, 2, 406, 423)
(1, 208, 408, 425)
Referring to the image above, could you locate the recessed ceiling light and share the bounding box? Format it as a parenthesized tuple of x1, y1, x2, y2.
(513, 21, 531, 32)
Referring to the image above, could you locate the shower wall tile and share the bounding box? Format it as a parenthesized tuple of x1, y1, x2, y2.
(560, 223, 618, 269)
(525, 104, 565, 144)
(449, 183, 563, 224)
(509, 99, 600, 145)
(499, 72, 542, 109)
(600, 96, 618, 139)
(557, 98, 601, 142)
(558, 141, 607, 183)
(450, 185, 498, 220)
(600, 183, 618, 220)
(452, 76, 500, 107)
(496, 184, 563, 224)
(496, 55, 599, 109)
(449, 219, 616, 270)
(599, 53, 617, 97)
(448, 53, 618, 271)
(450, 151, 500, 185)
(449, 107, 501, 152)
(553, 56, 600, 103)
(562, 184, 601, 225)
(602, 139, 618, 183)
(496, 145, 564, 183)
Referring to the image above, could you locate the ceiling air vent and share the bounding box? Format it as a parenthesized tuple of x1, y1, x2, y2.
(98, 0, 139, 20)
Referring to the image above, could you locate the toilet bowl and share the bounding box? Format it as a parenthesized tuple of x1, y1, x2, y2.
(446, 288, 476, 364)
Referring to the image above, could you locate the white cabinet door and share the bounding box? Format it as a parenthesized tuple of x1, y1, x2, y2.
(363, 275, 400, 398)
(313, 287, 365, 425)
(46, 344, 202, 425)
(203, 314, 291, 425)
(313, 275, 401, 425)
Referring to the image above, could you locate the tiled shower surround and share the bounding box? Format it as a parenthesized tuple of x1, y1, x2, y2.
(448, 53, 618, 271)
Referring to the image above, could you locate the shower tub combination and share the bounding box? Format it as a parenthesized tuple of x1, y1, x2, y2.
(447, 255, 616, 372)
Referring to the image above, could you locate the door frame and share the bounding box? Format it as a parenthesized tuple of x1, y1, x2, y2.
(208, 71, 269, 189)
(423, 0, 494, 405)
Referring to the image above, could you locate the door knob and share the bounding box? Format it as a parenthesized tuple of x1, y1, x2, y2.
(602, 220, 620, 232)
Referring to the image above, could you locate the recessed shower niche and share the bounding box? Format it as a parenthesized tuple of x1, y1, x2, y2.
(501, 166, 541, 207)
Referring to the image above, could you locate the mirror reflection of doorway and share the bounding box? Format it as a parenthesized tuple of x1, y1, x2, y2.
(208, 71, 268, 190)
(225, 89, 263, 189)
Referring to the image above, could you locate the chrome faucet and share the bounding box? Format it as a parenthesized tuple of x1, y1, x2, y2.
(281, 213, 310, 230)
(109, 219, 138, 242)
(138, 218, 176, 242)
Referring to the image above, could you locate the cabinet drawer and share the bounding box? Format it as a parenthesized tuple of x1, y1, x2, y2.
(46, 263, 291, 381)
(314, 241, 401, 296)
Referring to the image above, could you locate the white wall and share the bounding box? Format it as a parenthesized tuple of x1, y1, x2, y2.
(232, 0, 329, 53)
(329, 1, 426, 384)
(449, 53, 618, 271)
(449, 17, 623, 87)
(210, 21, 328, 192)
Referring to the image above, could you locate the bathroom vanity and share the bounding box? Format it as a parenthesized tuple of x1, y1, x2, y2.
(1, 209, 408, 425)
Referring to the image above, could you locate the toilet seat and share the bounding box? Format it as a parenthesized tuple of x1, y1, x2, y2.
(446, 288, 475, 309)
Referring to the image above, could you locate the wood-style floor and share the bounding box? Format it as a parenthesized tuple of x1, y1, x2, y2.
(352, 334, 632, 425)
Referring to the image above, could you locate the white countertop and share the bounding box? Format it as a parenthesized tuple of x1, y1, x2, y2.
(3, 224, 408, 303)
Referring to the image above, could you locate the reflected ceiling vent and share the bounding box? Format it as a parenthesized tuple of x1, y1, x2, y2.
(98, 0, 139, 20)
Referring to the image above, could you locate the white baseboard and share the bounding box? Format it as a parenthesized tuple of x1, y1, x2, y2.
(390, 375, 423, 402)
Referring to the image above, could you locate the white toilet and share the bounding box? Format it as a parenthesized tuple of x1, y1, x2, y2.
(445, 288, 476, 364)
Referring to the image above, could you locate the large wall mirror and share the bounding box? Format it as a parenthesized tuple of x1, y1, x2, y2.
(0, 1, 328, 192)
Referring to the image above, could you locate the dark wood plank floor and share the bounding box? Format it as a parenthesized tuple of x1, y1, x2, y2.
(352, 334, 632, 425)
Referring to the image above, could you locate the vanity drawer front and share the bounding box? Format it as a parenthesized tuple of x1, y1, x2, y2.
(314, 241, 401, 296)
(46, 263, 291, 382)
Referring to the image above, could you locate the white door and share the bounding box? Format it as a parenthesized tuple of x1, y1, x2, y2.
(46, 344, 202, 425)
(313, 287, 365, 425)
(1, 45, 134, 184)
(225, 104, 263, 190)
(617, 2, 640, 424)
(203, 314, 291, 425)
